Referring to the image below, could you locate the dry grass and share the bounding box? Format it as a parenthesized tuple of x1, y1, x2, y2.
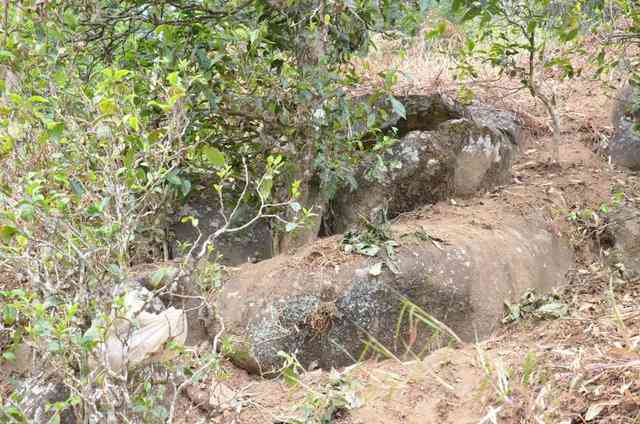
(352, 18, 635, 154)
(477, 269, 640, 424)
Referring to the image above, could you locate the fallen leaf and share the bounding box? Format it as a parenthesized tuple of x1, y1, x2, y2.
(584, 403, 605, 421)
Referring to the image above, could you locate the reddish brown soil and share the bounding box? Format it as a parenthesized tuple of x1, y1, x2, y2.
(171, 73, 640, 424)
(2, 55, 639, 424)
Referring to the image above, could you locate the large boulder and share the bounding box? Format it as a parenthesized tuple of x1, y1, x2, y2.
(466, 101, 523, 145)
(171, 183, 274, 266)
(326, 94, 519, 233)
(215, 214, 572, 375)
(609, 121, 640, 171)
(610, 83, 640, 170)
(611, 83, 640, 133)
(608, 203, 640, 278)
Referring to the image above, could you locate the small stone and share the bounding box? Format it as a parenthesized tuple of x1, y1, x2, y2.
(209, 382, 237, 413)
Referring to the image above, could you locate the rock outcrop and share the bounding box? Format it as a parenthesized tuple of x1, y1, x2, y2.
(171, 183, 274, 266)
(608, 203, 640, 278)
(610, 83, 640, 170)
(215, 214, 572, 375)
(326, 94, 520, 233)
(609, 120, 640, 171)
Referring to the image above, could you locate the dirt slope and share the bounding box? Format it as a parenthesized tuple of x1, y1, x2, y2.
(171, 84, 640, 424)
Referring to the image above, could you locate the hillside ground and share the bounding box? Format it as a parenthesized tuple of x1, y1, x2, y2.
(2, 29, 639, 424)
(170, 43, 640, 423)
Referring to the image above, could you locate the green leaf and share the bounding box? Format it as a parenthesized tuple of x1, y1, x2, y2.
(167, 72, 180, 86)
(560, 28, 579, 42)
(180, 178, 191, 197)
(46, 121, 65, 138)
(426, 20, 448, 40)
(2, 304, 17, 325)
(114, 69, 131, 80)
(150, 267, 177, 288)
(202, 146, 226, 168)
(0, 50, 15, 63)
(63, 8, 79, 29)
(29, 96, 49, 104)
(462, 6, 482, 22)
(389, 96, 406, 119)
(98, 98, 118, 115)
(18, 203, 34, 221)
(2, 351, 16, 362)
(127, 115, 140, 132)
(260, 176, 273, 200)
(166, 172, 182, 187)
(451, 0, 464, 14)
(87, 197, 110, 217)
(0, 225, 18, 243)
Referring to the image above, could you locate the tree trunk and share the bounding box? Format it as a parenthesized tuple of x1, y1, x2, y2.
(275, 176, 325, 255)
(272, 0, 329, 254)
(549, 105, 561, 165)
(535, 88, 561, 165)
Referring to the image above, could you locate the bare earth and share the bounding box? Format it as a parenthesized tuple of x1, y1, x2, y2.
(1, 71, 638, 423)
(170, 77, 640, 424)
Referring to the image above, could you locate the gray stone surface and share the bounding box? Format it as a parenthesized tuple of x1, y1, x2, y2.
(608, 203, 640, 278)
(609, 120, 640, 171)
(215, 216, 572, 375)
(328, 103, 518, 233)
(466, 101, 523, 146)
(18, 381, 76, 423)
(171, 187, 274, 266)
(610, 83, 640, 170)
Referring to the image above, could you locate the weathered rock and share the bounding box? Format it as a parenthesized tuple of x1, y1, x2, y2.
(18, 381, 76, 423)
(608, 204, 640, 278)
(611, 83, 640, 133)
(216, 215, 572, 375)
(610, 83, 640, 170)
(171, 184, 273, 266)
(609, 120, 640, 171)
(466, 101, 523, 146)
(328, 99, 518, 233)
(355, 94, 520, 143)
(380, 94, 466, 133)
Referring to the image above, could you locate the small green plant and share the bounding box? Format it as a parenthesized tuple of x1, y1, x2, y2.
(341, 213, 396, 257)
(277, 351, 307, 387)
(395, 298, 462, 358)
(281, 367, 364, 424)
(521, 351, 538, 386)
(476, 345, 512, 404)
(567, 192, 625, 223)
(131, 382, 168, 421)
